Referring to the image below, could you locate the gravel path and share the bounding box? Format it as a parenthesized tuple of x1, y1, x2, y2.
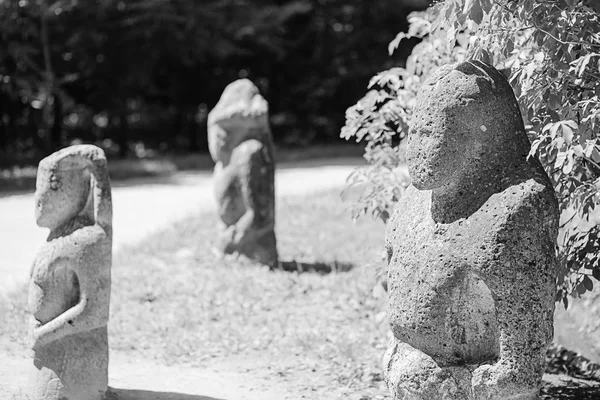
(0, 159, 362, 294)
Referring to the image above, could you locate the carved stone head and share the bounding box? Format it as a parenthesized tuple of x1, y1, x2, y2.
(207, 79, 270, 162)
(35, 145, 112, 232)
(407, 60, 531, 190)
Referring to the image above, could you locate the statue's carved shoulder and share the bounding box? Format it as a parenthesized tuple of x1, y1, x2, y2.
(230, 139, 273, 168)
(384, 185, 430, 266)
(497, 177, 558, 233)
(49, 225, 108, 263)
(386, 186, 430, 238)
(485, 177, 559, 277)
(32, 225, 106, 281)
(72, 224, 110, 250)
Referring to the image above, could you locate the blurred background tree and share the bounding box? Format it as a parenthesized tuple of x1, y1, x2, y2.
(0, 0, 427, 166)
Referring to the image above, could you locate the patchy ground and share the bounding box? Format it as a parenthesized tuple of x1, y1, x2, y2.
(2, 187, 600, 399)
(1, 189, 390, 399)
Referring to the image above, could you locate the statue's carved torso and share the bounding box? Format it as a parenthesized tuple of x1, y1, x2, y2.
(29, 224, 109, 327)
(213, 160, 244, 226)
(387, 173, 557, 366)
(212, 138, 275, 228)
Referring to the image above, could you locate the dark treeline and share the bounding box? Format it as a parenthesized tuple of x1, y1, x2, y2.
(0, 0, 426, 165)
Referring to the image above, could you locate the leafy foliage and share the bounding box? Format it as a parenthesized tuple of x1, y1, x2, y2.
(340, 68, 409, 222)
(341, 0, 600, 302)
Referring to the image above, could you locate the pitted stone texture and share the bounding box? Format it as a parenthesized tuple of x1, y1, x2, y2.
(384, 61, 559, 400)
(29, 145, 112, 400)
(383, 342, 473, 400)
(207, 79, 277, 267)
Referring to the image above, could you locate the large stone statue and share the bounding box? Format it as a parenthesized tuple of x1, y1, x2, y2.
(383, 61, 559, 400)
(207, 79, 278, 267)
(28, 145, 112, 400)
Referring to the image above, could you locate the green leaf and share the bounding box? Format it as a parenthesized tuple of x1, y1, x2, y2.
(505, 38, 514, 55)
(554, 151, 567, 170)
(563, 152, 574, 174)
(470, 0, 483, 24)
(591, 148, 600, 163)
(571, 53, 599, 78)
(548, 94, 561, 110)
(388, 32, 409, 56)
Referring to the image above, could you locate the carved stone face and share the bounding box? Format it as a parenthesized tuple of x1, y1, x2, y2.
(207, 79, 270, 163)
(406, 87, 471, 190)
(406, 61, 522, 191)
(35, 161, 91, 230)
(218, 79, 259, 108)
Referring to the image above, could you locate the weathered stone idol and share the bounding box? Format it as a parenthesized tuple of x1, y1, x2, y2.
(383, 61, 559, 400)
(28, 145, 112, 400)
(207, 79, 278, 267)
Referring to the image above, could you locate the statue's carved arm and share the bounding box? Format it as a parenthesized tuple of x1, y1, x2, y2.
(472, 201, 556, 397)
(31, 230, 110, 348)
(228, 143, 273, 246)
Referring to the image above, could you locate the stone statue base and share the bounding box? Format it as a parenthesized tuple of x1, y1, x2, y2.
(384, 342, 540, 400)
(29, 327, 108, 400)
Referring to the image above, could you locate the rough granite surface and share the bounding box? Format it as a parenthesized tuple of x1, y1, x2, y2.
(28, 145, 112, 400)
(207, 79, 277, 267)
(384, 60, 559, 400)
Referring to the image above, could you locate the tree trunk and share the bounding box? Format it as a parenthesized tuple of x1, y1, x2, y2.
(40, 5, 56, 152)
(119, 111, 129, 159)
(32, 108, 47, 152)
(0, 97, 6, 152)
(188, 109, 199, 152)
(50, 94, 62, 150)
(172, 107, 182, 151)
(0, 118, 6, 152)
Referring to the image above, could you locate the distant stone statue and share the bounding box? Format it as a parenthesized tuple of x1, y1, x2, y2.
(207, 79, 278, 267)
(28, 145, 112, 400)
(384, 61, 559, 400)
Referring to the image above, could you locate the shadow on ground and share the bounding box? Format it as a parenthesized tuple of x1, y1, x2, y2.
(541, 374, 600, 400)
(541, 383, 600, 399)
(110, 388, 224, 400)
(277, 260, 354, 274)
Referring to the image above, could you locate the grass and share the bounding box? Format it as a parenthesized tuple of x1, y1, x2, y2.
(0, 188, 390, 399)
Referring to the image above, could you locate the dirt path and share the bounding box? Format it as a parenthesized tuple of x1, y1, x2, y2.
(0, 353, 296, 400)
(3, 352, 598, 400)
(0, 159, 363, 294)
